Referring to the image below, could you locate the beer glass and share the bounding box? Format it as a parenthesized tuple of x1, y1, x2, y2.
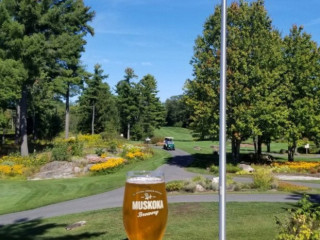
(123, 170, 168, 240)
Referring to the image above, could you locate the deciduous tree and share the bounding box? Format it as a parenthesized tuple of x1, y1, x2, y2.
(185, 0, 286, 162)
(282, 25, 320, 161)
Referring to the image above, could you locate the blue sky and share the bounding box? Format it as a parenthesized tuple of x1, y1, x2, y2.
(81, 0, 320, 102)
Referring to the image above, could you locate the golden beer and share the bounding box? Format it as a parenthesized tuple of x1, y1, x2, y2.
(123, 171, 168, 240)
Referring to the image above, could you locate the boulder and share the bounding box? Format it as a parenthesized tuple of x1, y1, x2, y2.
(239, 164, 254, 173)
(86, 154, 106, 164)
(212, 177, 219, 184)
(31, 161, 79, 180)
(195, 184, 205, 192)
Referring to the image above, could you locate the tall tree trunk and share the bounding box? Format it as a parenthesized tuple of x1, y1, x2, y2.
(15, 104, 20, 145)
(32, 111, 37, 141)
(127, 123, 130, 140)
(253, 136, 257, 154)
(257, 135, 262, 162)
(11, 110, 14, 131)
(20, 87, 29, 156)
(2, 128, 5, 145)
(266, 137, 271, 153)
(65, 83, 70, 139)
(231, 134, 241, 163)
(91, 104, 95, 135)
(288, 142, 296, 162)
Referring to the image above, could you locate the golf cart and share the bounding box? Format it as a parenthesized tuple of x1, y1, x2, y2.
(163, 137, 175, 150)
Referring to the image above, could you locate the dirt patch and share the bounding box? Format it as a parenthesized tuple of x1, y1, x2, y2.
(169, 202, 203, 216)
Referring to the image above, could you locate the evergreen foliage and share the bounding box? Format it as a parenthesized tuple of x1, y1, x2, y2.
(165, 95, 189, 127)
(0, 0, 94, 155)
(77, 64, 119, 135)
(116, 69, 165, 140)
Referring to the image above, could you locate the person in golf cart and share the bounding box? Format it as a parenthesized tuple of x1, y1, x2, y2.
(163, 137, 175, 150)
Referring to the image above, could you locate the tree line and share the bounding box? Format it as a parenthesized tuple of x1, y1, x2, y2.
(183, 0, 320, 162)
(0, 0, 165, 156)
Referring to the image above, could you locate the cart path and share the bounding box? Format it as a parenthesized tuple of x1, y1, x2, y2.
(1, 148, 319, 226)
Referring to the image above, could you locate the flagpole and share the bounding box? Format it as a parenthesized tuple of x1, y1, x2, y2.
(219, 0, 227, 239)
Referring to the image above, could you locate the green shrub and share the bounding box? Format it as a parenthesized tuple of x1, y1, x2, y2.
(252, 167, 276, 190)
(150, 136, 164, 144)
(184, 182, 196, 193)
(191, 175, 206, 182)
(51, 140, 83, 161)
(51, 143, 70, 161)
(190, 175, 212, 190)
(166, 180, 184, 192)
(276, 195, 320, 240)
(209, 165, 219, 174)
(70, 141, 83, 156)
(226, 163, 241, 173)
(95, 148, 105, 156)
(107, 141, 118, 154)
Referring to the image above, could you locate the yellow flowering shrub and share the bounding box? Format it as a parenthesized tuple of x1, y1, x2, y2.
(0, 153, 49, 177)
(77, 134, 102, 146)
(122, 144, 151, 161)
(0, 165, 11, 175)
(272, 161, 320, 173)
(0, 164, 24, 176)
(90, 158, 125, 173)
(278, 182, 310, 192)
(0, 155, 26, 165)
(125, 151, 145, 160)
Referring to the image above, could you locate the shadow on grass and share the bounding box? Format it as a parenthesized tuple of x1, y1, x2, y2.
(166, 152, 240, 169)
(283, 192, 320, 204)
(166, 155, 193, 167)
(0, 219, 105, 240)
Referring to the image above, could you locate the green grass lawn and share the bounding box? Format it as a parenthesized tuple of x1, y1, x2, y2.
(0, 149, 171, 215)
(155, 127, 320, 162)
(0, 202, 290, 240)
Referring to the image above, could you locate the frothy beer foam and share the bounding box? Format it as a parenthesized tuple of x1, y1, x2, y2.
(127, 176, 163, 184)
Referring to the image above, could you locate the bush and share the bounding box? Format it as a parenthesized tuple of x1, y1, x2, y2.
(166, 180, 184, 192)
(184, 182, 196, 192)
(95, 148, 105, 156)
(252, 167, 277, 190)
(51, 143, 70, 161)
(190, 175, 212, 190)
(276, 195, 320, 240)
(90, 158, 125, 174)
(108, 141, 118, 154)
(51, 140, 83, 161)
(209, 165, 219, 174)
(150, 136, 164, 144)
(226, 163, 241, 173)
(277, 182, 310, 192)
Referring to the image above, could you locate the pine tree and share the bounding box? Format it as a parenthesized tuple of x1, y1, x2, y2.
(116, 68, 139, 140)
(135, 74, 165, 139)
(77, 64, 118, 134)
(0, 0, 94, 155)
